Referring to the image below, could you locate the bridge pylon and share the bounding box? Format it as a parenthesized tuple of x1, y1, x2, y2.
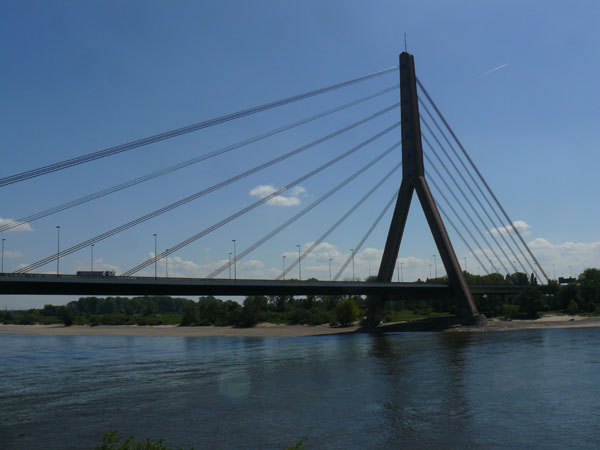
(368, 52, 487, 326)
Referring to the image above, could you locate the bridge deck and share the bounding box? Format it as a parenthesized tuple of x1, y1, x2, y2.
(0, 273, 522, 297)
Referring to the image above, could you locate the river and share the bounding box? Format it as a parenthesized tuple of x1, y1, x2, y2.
(1, 328, 599, 449)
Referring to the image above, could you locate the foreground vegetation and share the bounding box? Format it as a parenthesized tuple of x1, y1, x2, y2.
(96, 430, 308, 450)
(1, 269, 599, 327)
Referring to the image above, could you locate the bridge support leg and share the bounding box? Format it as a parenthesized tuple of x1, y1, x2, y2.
(367, 51, 486, 328)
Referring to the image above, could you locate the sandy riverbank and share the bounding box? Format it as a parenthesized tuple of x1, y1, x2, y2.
(1, 315, 599, 337)
(469, 314, 600, 332)
(0, 322, 360, 337)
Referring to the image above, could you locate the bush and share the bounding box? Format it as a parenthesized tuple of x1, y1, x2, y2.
(57, 306, 76, 326)
(517, 286, 544, 317)
(567, 299, 579, 315)
(180, 302, 199, 326)
(500, 303, 520, 320)
(96, 430, 192, 450)
(335, 298, 359, 326)
(288, 308, 310, 324)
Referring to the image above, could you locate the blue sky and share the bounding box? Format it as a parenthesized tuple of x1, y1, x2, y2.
(1, 0, 599, 308)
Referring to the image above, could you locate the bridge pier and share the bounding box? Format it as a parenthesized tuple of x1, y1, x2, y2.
(367, 52, 486, 327)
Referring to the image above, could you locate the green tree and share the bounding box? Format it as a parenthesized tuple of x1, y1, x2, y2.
(577, 268, 600, 312)
(517, 286, 544, 317)
(180, 302, 199, 326)
(240, 296, 268, 326)
(57, 305, 76, 326)
(197, 296, 223, 324)
(567, 299, 579, 315)
(335, 298, 359, 326)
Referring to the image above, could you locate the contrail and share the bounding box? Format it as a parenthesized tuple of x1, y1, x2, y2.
(476, 63, 508, 79)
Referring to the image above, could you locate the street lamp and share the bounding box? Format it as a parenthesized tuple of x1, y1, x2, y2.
(229, 252, 232, 280)
(429, 264, 432, 279)
(1, 238, 5, 273)
(433, 254, 437, 278)
(350, 249, 355, 280)
(282, 255, 286, 281)
(401, 262, 404, 282)
(56, 226, 61, 276)
(166, 249, 169, 277)
(153, 233, 157, 279)
(232, 239, 237, 280)
(397, 260, 400, 282)
(329, 258, 333, 281)
(569, 265, 572, 278)
(91, 244, 94, 271)
(296, 244, 301, 281)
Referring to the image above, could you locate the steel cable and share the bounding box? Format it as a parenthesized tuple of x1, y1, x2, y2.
(277, 160, 401, 281)
(422, 133, 510, 273)
(435, 203, 490, 276)
(333, 191, 398, 281)
(1, 66, 397, 187)
(416, 78, 547, 282)
(207, 143, 401, 279)
(421, 118, 519, 273)
(122, 122, 401, 276)
(0, 85, 398, 233)
(419, 99, 533, 276)
(16, 106, 400, 274)
(423, 150, 500, 273)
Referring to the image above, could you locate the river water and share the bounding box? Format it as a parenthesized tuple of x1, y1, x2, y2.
(1, 328, 599, 449)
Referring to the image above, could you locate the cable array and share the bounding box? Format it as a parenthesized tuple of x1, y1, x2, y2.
(277, 159, 401, 281)
(121, 122, 400, 276)
(416, 78, 548, 282)
(0, 66, 397, 187)
(16, 103, 399, 273)
(207, 142, 401, 279)
(0, 85, 398, 233)
(333, 191, 398, 281)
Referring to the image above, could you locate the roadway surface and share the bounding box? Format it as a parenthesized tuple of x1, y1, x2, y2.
(0, 273, 523, 297)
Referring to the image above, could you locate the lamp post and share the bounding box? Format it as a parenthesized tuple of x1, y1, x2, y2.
(401, 262, 404, 282)
(165, 249, 169, 277)
(464, 256, 467, 272)
(232, 240, 237, 280)
(350, 249, 355, 280)
(433, 254, 437, 278)
(329, 258, 333, 281)
(1, 238, 5, 272)
(91, 244, 94, 271)
(396, 260, 400, 282)
(56, 226, 60, 276)
(553, 264, 556, 280)
(153, 233, 157, 279)
(282, 255, 286, 281)
(296, 244, 301, 281)
(229, 252, 232, 280)
(569, 265, 572, 278)
(429, 264, 432, 279)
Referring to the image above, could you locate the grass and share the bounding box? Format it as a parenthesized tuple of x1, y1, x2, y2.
(383, 310, 452, 323)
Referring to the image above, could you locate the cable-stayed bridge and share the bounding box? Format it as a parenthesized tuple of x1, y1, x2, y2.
(0, 52, 547, 325)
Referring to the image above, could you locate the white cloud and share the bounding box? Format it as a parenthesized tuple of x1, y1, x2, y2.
(0, 217, 34, 232)
(3, 250, 23, 259)
(75, 258, 120, 273)
(249, 185, 307, 207)
(527, 237, 600, 276)
(490, 220, 530, 236)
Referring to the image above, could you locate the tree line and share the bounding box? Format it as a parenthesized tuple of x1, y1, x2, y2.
(1, 268, 598, 326)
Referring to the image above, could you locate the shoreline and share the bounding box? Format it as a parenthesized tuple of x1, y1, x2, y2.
(0, 322, 360, 337)
(1, 315, 599, 337)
